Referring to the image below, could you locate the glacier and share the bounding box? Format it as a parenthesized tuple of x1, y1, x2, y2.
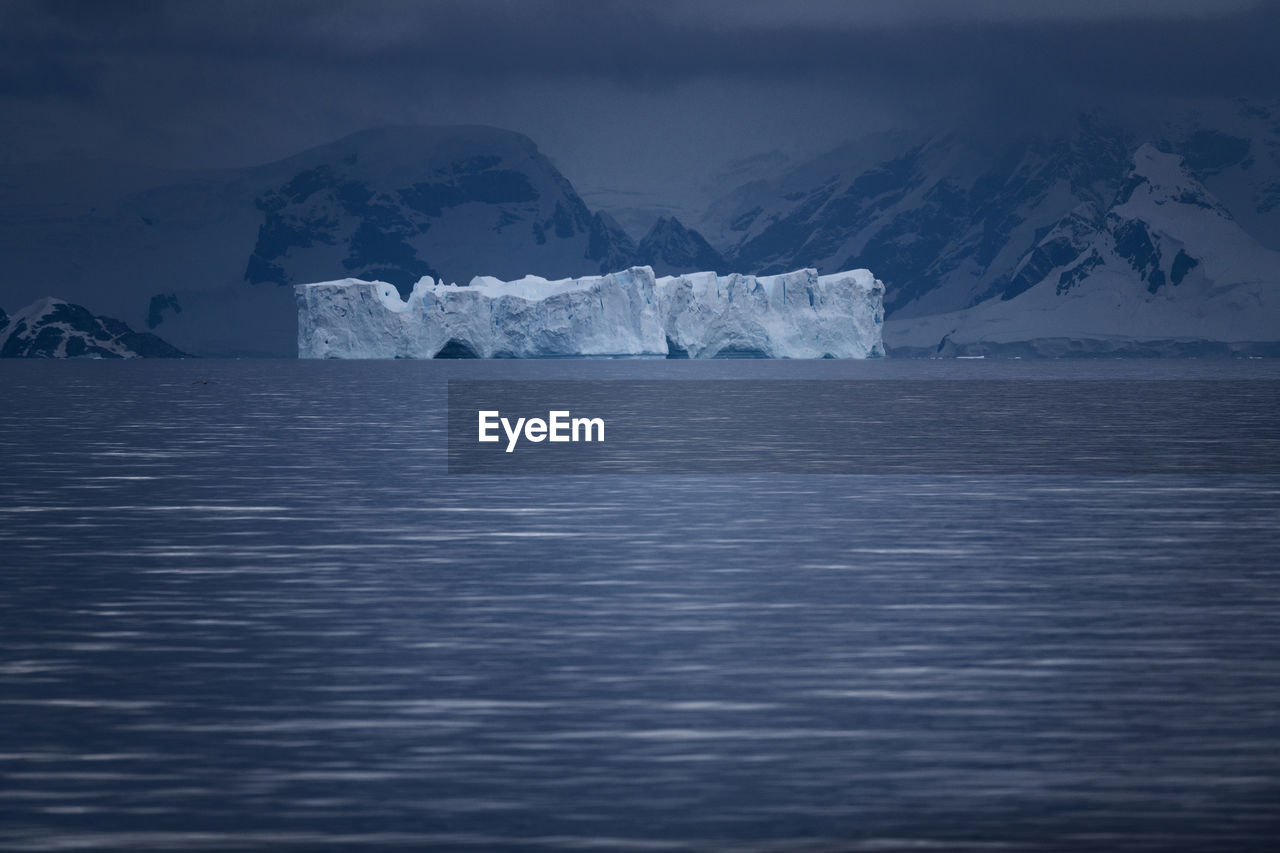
(296, 266, 884, 359)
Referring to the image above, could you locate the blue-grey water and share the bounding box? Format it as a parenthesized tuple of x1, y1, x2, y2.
(2, 359, 1279, 851)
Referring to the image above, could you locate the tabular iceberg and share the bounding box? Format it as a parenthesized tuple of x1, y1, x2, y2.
(296, 266, 884, 359)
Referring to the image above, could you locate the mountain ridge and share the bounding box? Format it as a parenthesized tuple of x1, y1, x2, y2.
(0, 125, 708, 356)
(885, 144, 1280, 354)
(1, 298, 188, 358)
(3, 103, 1279, 357)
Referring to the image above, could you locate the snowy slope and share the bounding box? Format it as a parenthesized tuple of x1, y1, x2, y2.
(579, 148, 792, 241)
(1, 298, 187, 358)
(239, 126, 638, 291)
(710, 119, 1134, 317)
(1154, 98, 1280, 250)
(706, 101, 1280, 327)
(0, 126, 639, 357)
(886, 145, 1280, 355)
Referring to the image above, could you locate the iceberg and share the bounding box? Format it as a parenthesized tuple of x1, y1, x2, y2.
(658, 269, 884, 359)
(296, 266, 884, 359)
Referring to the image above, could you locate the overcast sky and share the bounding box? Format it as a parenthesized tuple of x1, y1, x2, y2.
(2, 0, 1278, 196)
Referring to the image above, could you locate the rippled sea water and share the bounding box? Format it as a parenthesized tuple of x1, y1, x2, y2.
(2, 359, 1279, 851)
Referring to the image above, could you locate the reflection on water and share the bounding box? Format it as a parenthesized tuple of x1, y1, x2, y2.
(1, 359, 1278, 851)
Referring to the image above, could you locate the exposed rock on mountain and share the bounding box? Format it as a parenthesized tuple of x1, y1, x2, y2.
(886, 145, 1280, 355)
(0, 126, 642, 356)
(633, 217, 726, 276)
(1, 298, 188, 358)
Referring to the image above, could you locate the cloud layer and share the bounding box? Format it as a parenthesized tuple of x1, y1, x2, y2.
(0, 0, 1277, 175)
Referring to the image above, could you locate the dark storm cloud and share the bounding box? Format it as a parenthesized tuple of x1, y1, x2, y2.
(5, 0, 1277, 90)
(0, 0, 1276, 167)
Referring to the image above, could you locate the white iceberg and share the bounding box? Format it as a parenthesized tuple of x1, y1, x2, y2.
(296, 266, 884, 359)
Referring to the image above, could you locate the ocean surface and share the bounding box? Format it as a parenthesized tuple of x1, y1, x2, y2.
(2, 359, 1279, 851)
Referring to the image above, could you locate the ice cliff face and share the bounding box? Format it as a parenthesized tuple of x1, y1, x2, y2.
(296, 267, 884, 359)
(658, 269, 883, 358)
(297, 268, 666, 359)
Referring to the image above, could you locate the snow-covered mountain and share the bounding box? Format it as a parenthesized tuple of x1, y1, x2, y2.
(633, 217, 726, 276)
(886, 145, 1280, 355)
(1, 298, 187, 358)
(578, 149, 792, 241)
(695, 101, 1280, 354)
(240, 126, 640, 291)
(708, 117, 1140, 317)
(0, 126, 646, 357)
(5, 102, 1279, 358)
(0, 125, 730, 357)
